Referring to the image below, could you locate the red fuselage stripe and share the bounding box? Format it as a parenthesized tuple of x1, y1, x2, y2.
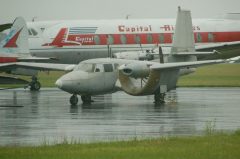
(0, 57, 17, 63)
(46, 30, 240, 47)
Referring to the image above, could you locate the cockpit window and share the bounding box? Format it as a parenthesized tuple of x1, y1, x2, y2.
(28, 29, 32, 36)
(28, 28, 38, 36)
(31, 28, 38, 36)
(74, 63, 94, 72)
(75, 63, 114, 73)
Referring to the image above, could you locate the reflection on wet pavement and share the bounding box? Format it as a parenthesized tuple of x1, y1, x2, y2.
(0, 88, 239, 146)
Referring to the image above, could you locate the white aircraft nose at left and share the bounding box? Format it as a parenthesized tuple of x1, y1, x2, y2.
(55, 79, 63, 88)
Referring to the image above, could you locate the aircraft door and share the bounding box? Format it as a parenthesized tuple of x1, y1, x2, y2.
(89, 63, 117, 94)
(89, 64, 105, 93)
(103, 64, 118, 91)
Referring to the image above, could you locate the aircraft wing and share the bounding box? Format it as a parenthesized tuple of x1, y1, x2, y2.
(150, 59, 224, 70)
(195, 41, 240, 50)
(17, 56, 58, 62)
(0, 62, 76, 72)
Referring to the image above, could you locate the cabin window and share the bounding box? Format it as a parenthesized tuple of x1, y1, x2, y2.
(171, 33, 174, 41)
(134, 35, 141, 44)
(147, 34, 153, 44)
(208, 33, 214, 42)
(196, 33, 202, 42)
(94, 35, 100, 45)
(75, 63, 94, 72)
(107, 35, 114, 45)
(103, 64, 113, 72)
(40, 28, 45, 32)
(120, 34, 127, 44)
(94, 64, 104, 72)
(158, 33, 164, 43)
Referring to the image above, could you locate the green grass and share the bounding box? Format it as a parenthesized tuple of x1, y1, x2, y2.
(0, 71, 65, 88)
(0, 131, 240, 159)
(177, 64, 240, 87)
(32, 71, 65, 87)
(1, 64, 240, 88)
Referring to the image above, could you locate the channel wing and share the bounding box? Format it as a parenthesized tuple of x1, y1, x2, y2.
(150, 59, 224, 70)
(195, 41, 240, 50)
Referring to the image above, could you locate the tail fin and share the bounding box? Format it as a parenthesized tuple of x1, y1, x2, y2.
(0, 17, 29, 54)
(168, 7, 197, 62)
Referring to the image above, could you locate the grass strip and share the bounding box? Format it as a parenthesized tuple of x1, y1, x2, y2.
(0, 131, 240, 159)
(0, 64, 239, 88)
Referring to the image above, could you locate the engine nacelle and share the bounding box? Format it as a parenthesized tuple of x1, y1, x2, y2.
(119, 63, 151, 78)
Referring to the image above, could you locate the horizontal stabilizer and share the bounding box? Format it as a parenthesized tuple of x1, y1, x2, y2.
(17, 57, 58, 62)
(0, 62, 76, 71)
(0, 76, 29, 85)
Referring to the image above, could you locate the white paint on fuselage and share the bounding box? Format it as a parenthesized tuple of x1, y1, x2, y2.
(27, 18, 240, 64)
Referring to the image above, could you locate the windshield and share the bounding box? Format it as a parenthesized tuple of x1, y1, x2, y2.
(74, 63, 95, 72)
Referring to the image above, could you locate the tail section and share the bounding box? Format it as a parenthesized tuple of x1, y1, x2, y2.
(0, 17, 29, 54)
(168, 7, 197, 62)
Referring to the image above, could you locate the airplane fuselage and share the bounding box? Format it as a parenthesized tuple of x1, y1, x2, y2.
(27, 18, 240, 64)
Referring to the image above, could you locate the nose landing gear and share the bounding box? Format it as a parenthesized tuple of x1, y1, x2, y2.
(69, 94, 93, 105)
(70, 94, 78, 106)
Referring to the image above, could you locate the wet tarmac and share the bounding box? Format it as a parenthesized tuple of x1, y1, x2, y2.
(0, 87, 240, 146)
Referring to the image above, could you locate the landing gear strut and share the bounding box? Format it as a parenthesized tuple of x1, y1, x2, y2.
(81, 95, 93, 104)
(29, 76, 41, 91)
(154, 87, 165, 104)
(70, 94, 78, 105)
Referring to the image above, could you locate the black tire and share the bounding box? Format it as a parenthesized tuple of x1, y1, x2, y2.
(30, 81, 41, 91)
(70, 95, 78, 106)
(81, 95, 92, 103)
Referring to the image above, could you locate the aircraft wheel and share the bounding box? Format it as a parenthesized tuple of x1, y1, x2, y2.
(70, 94, 78, 106)
(30, 81, 41, 91)
(81, 95, 92, 103)
(154, 87, 165, 104)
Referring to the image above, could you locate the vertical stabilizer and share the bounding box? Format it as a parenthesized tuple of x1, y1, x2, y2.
(171, 7, 195, 54)
(0, 17, 29, 54)
(168, 7, 196, 62)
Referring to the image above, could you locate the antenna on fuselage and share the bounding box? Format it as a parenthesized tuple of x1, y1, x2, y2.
(107, 44, 112, 58)
(126, 14, 131, 19)
(32, 16, 37, 22)
(159, 46, 164, 63)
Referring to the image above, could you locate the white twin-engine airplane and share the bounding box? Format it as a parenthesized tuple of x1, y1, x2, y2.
(27, 12, 240, 64)
(0, 7, 239, 100)
(54, 8, 240, 105)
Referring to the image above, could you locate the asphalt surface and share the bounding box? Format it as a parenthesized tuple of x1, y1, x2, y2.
(0, 87, 240, 146)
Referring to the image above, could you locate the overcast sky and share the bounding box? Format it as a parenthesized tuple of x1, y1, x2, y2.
(0, 0, 239, 23)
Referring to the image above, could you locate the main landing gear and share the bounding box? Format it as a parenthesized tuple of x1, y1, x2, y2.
(81, 95, 93, 104)
(154, 87, 165, 104)
(69, 94, 93, 105)
(29, 76, 41, 91)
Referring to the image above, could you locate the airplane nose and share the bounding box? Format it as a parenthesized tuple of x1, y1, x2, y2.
(55, 79, 63, 88)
